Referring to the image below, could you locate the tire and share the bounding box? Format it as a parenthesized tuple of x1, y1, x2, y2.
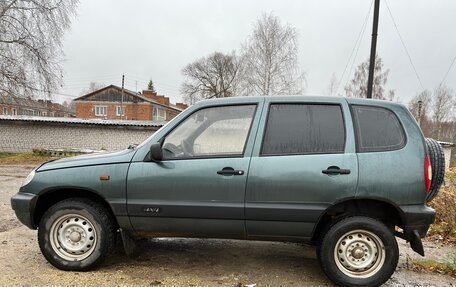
(318, 216, 399, 287)
(425, 138, 445, 202)
(38, 198, 117, 271)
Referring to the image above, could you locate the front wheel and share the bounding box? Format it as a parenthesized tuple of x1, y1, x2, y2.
(318, 216, 398, 287)
(38, 198, 116, 271)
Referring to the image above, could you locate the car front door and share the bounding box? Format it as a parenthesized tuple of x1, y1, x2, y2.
(245, 98, 358, 240)
(127, 102, 262, 238)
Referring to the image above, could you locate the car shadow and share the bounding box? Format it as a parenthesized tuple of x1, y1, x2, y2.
(102, 237, 332, 285)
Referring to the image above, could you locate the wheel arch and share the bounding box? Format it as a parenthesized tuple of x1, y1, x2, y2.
(311, 198, 406, 242)
(33, 187, 119, 229)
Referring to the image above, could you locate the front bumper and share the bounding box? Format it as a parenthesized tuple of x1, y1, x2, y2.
(11, 192, 38, 229)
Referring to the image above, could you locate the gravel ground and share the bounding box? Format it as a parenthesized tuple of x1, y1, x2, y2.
(0, 165, 455, 287)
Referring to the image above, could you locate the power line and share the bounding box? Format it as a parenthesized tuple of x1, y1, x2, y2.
(384, 0, 425, 91)
(440, 53, 456, 85)
(336, 0, 373, 95)
(345, 14, 371, 91)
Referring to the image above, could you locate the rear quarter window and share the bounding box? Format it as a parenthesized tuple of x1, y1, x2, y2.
(351, 105, 406, 153)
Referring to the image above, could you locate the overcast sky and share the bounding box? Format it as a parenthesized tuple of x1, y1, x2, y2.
(58, 0, 456, 105)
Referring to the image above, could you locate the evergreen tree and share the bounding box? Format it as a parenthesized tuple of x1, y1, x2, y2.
(147, 79, 156, 92)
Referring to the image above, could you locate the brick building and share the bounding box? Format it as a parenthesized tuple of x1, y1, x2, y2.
(74, 85, 187, 121)
(0, 94, 74, 117)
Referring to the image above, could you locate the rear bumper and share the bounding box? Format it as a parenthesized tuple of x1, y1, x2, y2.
(10, 192, 38, 229)
(398, 204, 435, 256)
(400, 204, 435, 238)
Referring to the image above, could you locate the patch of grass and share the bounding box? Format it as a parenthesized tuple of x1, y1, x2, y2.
(445, 169, 456, 181)
(0, 152, 59, 165)
(412, 254, 456, 277)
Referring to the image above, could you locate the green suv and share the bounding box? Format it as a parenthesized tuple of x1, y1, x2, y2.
(11, 96, 445, 287)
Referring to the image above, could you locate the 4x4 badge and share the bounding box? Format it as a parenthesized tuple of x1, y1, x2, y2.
(143, 207, 160, 213)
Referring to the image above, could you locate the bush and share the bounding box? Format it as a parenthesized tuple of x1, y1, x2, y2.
(428, 168, 456, 240)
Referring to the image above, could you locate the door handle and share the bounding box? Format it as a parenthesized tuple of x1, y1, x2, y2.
(217, 167, 244, 176)
(322, 166, 351, 175)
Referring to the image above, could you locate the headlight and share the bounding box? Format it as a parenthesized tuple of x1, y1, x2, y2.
(22, 170, 36, 187)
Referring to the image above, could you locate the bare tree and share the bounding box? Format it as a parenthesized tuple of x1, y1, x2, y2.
(62, 100, 75, 111)
(327, 73, 339, 96)
(80, 82, 105, 95)
(240, 13, 305, 96)
(0, 0, 78, 99)
(181, 51, 242, 104)
(344, 54, 394, 100)
(432, 84, 455, 139)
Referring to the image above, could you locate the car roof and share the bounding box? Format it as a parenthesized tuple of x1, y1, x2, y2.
(194, 95, 406, 110)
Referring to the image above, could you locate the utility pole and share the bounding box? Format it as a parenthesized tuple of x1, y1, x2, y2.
(417, 100, 423, 127)
(120, 74, 125, 120)
(367, 0, 380, 99)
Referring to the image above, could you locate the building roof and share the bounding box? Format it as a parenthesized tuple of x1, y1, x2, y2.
(73, 85, 183, 112)
(0, 94, 48, 110)
(0, 94, 74, 114)
(0, 115, 166, 127)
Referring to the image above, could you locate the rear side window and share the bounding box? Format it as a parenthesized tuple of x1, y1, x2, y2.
(351, 105, 406, 152)
(261, 104, 345, 155)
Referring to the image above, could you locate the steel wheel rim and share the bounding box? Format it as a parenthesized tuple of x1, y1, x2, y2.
(49, 213, 97, 261)
(333, 229, 386, 278)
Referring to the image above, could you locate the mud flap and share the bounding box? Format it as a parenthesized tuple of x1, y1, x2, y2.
(410, 230, 424, 256)
(120, 229, 137, 256)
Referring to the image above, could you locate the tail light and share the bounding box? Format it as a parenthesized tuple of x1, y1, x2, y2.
(424, 155, 432, 192)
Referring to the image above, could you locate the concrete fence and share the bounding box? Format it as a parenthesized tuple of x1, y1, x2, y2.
(0, 116, 163, 153)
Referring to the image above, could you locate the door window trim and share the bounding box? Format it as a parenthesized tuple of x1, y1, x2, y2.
(259, 102, 347, 157)
(144, 103, 259, 161)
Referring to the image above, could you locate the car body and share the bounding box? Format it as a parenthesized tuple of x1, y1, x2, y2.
(11, 96, 438, 287)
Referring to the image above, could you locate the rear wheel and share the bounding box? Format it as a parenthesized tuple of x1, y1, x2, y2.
(318, 216, 398, 287)
(38, 198, 116, 271)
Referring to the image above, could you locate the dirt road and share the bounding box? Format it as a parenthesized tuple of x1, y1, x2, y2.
(1, 165, 454, 287)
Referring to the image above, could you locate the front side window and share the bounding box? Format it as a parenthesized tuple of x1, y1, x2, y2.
(2, 107, 7, 115)
(162, 105, 256, 159)
(95, 106, 107, 116)
(261, 104, 345, 155)
(12, 108, 17, 116)
(351, 105, 406, 152)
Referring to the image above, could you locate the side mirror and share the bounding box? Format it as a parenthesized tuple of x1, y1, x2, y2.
(149, 143, 163, 162)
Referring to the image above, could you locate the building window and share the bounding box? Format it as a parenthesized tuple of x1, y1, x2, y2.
(50, 111, 54, 117)
(33, 110, 40, 116)
(153, 107, 166, 121)
(95, 106, 107, 116)
(42, 111, 47, 116)
(12, 108, 17, 116)
(116, 106, 125, 116)
(23, 109, 34, 116)
(2, 107, 8, 115)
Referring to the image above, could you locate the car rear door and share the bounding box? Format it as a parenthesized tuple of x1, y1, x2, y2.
(245, 97, 358, 240)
